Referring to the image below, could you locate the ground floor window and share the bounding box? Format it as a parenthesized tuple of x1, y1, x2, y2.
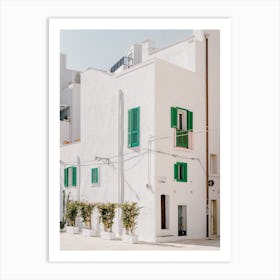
(178, 205, 187, 236)
(161, 195, 169, 229)
(64, 166, 77, 187)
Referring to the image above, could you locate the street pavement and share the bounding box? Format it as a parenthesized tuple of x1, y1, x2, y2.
(60, 232, 220, 250)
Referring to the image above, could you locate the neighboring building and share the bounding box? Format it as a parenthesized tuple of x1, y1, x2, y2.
(60, 54, 81, 145)
(60, 30, 220, 242)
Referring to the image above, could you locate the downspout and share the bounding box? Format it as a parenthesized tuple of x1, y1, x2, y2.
(117, 90, 124, 236)
(77, 156, 81, 202)
(205, 34, 210, 238)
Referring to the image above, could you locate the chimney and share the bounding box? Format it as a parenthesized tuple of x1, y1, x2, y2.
(141, 39, 155, 61)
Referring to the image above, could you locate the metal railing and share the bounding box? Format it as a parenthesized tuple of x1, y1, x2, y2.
(110, 56, 132, 73)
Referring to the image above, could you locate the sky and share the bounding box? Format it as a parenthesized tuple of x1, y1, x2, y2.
(60, 30, 192, 72)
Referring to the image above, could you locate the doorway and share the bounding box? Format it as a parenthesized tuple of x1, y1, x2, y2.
(178, 205, 187, 236)
(211, 200, 217, 235)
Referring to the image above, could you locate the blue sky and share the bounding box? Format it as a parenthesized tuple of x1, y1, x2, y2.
(60, 30, 192, 71)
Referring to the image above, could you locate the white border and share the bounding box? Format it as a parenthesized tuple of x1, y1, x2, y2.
(49, 18, 231, 262)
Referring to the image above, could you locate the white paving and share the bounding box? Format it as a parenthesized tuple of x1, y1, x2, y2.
(60, 232, 220, 250)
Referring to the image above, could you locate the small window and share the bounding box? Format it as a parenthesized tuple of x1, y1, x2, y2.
(171, 107, 193, 149)
(64, 166, 77, 187)
(178, 205, 187, 236)
(174, 162, 188, 182)
(91, 168, 99, 184)
(210, 154, 218, 175)
(160, 194, 169, 229)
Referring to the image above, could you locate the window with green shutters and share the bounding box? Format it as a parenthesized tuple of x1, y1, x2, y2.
(170, 107, 193, 149)
(91, 168, 99, 184)
(64, 166, 77, 187)
(128, 107, 140, 148)
(174, 162, 188, 182)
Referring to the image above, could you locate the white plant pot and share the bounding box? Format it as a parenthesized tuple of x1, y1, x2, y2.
(60, 227, 66, 232)
(66, 226, 79, 234)
(101, 231, 116, 240)
(82, 228, 99, 237)
(122, 234, 138, 244)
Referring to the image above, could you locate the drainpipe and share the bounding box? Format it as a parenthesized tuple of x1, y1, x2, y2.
(117, 90, 124, 236)
(77, 156, 81, 202)
(205, 33, 210, 238)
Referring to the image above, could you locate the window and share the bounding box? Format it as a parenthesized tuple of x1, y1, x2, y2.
(210, 154, 218, 175)
(128, 107, 140, 148)
(91, 168, 99, 184)
(174, 162, 188, 182)
(64, 166, 77, 187)
(178, 205, 187, 236)
(171, 107, 193, 149)
(160, 194, 169, 229)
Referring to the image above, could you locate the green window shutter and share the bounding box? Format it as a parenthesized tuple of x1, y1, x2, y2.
(187, 111, 193, 131)
(64, 168, 68, 187)
(176, 162, 188, 182)
(171, 107, 177, 128)
(183, 163, 188, 182)
(174, 163, 178, 180)
(72, 167, 77, 186)
(91, 168, 98, 183)
(130, 107, 140, 147)
(128, 109, 132, 147)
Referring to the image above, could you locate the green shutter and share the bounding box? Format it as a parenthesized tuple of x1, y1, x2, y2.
(128, 109, 132, 147)
(174, 163, 178, 180)
(129, 107, 140, 147)
(72, 167, 77, 186)
(96, 168, 98, 183)
(175, 162, 188, 182)
(171, 107, 177, 128)
(64, 168, 68, 187)
(187, 111, 193, 131)
(183, 163, 188, 182)
(91, 168, 98, 183)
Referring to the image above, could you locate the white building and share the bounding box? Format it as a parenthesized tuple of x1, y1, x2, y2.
(60, 54, 81, 145)
(60, 30, 220, 242)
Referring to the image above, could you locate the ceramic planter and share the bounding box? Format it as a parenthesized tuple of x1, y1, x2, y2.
(101, 231, 116, 240)
(66, 226, 79, 234)
(82, 228, 99, 237)
(122, 234, 138, 244)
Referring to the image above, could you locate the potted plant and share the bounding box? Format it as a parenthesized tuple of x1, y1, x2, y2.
(121, 202, 140, 243)
(65, 200, 79, 234)
(79, 201, 98, 236)
(97, 202, 118, 240)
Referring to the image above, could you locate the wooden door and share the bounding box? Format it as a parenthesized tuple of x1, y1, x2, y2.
(211, 200, 217, 235)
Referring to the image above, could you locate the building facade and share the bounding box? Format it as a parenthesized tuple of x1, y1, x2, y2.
(60, 30, 220, 242)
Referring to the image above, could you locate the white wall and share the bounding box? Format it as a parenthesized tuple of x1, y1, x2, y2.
(154, 59, 206, 239)
(114, 62, 156, 241)
(143, 37, 196, 72)
(60, 120, 70, 145)
(61, 63, 156, 241)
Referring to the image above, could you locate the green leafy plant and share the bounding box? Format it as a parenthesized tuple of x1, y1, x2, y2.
(97, 203, 118, 232)
(79, 201, 95, 229)
(121, 202, 141, 235)
(65, 200, 79, 226)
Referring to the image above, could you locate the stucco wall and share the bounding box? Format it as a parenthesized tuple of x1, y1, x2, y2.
(154, 59, 206, 239)
(143, 38, 196, 72)
(61, 64, 156, 241)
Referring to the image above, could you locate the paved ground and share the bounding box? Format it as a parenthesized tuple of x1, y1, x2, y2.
(60, 232, 220, 250)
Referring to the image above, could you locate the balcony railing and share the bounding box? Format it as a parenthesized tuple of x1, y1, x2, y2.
(110, 56, 132, 73)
